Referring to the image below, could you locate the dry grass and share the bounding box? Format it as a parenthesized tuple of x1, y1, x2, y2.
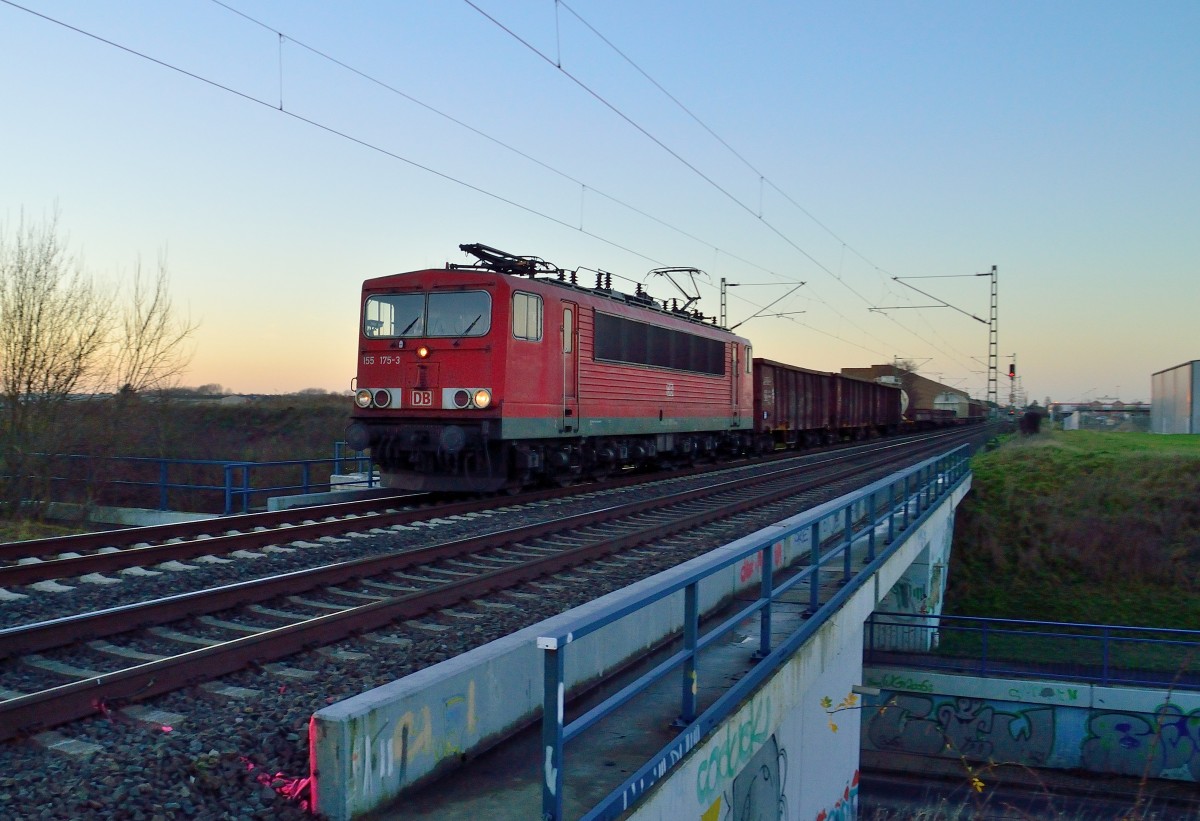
(1, 394, 354, 526)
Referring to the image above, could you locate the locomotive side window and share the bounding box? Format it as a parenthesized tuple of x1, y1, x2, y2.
(512, 292, 543, 341)
(364, 293, 424, 338)
(428, 291, 492, 337)
(563, 307, 574, 353)
(594, 312, 724, 376)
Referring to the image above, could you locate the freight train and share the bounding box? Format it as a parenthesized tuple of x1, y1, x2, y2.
(345, 245, 970, 492)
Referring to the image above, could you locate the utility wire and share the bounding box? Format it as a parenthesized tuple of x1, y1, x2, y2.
(0, 0, 662, 269)
(465, 0, 981, 371)
(209, 1, 799, 288)
(4, 0, 973, 379)
(553, 1, 985, 372)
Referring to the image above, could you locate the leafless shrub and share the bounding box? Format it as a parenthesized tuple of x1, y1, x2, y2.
(0, 211, 196, 517)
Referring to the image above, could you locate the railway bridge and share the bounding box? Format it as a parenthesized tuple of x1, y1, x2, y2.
(310, 447, 970, 819)
(309, 445, 1199, 820)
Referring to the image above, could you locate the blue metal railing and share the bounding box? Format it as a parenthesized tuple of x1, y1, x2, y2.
(865, 613, 1200, 691)
(20, 443, 375, 514)
(537, 445, 973, 821)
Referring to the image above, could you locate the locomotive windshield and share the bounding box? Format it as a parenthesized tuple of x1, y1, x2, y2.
(364, 291, 492, 338)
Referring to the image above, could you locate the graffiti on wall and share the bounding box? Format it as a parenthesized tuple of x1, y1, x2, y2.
(696, 696, 772, 809)
(867, 694, 1055, 764)
(866, 693, 1200, 784)
(739, 542, 786, 584)
(813, 770, 859, 821)
(1082, 705, 1200, 781)
(883, 579, 928, 613)
(349, 680, 480, 797)
(699, 731, 787, 821)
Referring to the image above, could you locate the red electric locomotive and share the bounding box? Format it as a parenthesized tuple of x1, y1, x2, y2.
(345, 245, 755, 492)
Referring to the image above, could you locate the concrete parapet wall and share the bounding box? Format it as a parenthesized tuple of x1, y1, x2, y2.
(861, 667, 1200, 783)
(310, 473, 970, 820)
(310, 513, 816, 820)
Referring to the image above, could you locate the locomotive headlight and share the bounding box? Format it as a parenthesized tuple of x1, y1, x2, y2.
(354, 388, 373, 408)
(373, 389, 392, 408)
(417, 346, 430, 359)
(473, 389, 492, 409)
(453, 389, 471, 409)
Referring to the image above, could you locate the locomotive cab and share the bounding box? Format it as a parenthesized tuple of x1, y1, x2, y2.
(347, 271, 510, 491)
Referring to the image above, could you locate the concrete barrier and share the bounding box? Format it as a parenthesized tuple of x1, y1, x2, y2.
(309, 473, 970, 820)
(309, 518, 813, 820)
(42, 502, 217, 527)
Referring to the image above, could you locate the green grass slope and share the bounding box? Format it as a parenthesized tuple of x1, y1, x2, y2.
(947, 431, 1200, 627)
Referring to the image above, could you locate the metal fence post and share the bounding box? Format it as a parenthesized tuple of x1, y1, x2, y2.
(842, 507, 853, 582)
(681, 583, 699, 723)
(541, 643, 566, 821)
(887, 482, 895, 545)
(807, 521, 821, 617)
(981, 622, 989, 676)
(223, 465, 234, 515)
(159, 460, 169, 511)
(758, 545, 773, 658)
(866, 490, 877, 563)
(1102, 627, 1110, 686)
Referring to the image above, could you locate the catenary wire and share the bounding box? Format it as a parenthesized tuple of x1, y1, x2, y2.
(3, 0, 974, 375)
(463, 1, 983, 374)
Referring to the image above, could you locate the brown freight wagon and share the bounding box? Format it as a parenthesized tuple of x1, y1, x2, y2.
(753, 358, 902, 449)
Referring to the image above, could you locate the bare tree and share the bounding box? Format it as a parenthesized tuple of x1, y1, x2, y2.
(0, 212, 196, 516)
(113, 255, 197, 395)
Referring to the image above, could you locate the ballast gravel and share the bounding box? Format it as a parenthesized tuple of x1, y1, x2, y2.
(0, 455, 914, 819)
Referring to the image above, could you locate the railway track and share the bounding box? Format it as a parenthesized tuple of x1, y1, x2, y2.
(0, 430, 982, 741)
(0, 430, 973, 591)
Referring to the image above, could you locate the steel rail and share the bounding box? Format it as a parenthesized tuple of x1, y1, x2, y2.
(0, 438, 964, 740)
(0, 428, 970, 562)
(0, 438, 955, 659)
(0, 431, 971, 587)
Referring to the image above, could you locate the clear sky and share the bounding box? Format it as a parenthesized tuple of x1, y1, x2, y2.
(2, 1, 1196, 403)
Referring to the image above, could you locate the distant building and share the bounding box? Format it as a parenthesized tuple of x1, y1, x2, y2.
(1151, 360, 1199, 434)
(840, 364, 970, 416)
(1059, 405, 1150, 432)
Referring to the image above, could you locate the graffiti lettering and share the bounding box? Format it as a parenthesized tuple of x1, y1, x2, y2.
(354, 720, 396, 799)
(868, 694, 1200, 785)
(622, 725, 701, 807)
(1007, 685, 1079, 703)
(1082, 705, 1200, 781)
(392, 706, 433, 783)
(696, 697, 772, 805)
(738, 543, 786, 584)
(867, 673, 933, 693)
(867, 694, 1054, 764)
(814, 770, 859, 821)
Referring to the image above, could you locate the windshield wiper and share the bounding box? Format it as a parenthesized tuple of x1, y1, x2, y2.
(452, 314, 482, 347)
(399, 315, 422, 336)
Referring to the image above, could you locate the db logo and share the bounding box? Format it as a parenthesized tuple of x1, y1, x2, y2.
(411, 390, 434, 407)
